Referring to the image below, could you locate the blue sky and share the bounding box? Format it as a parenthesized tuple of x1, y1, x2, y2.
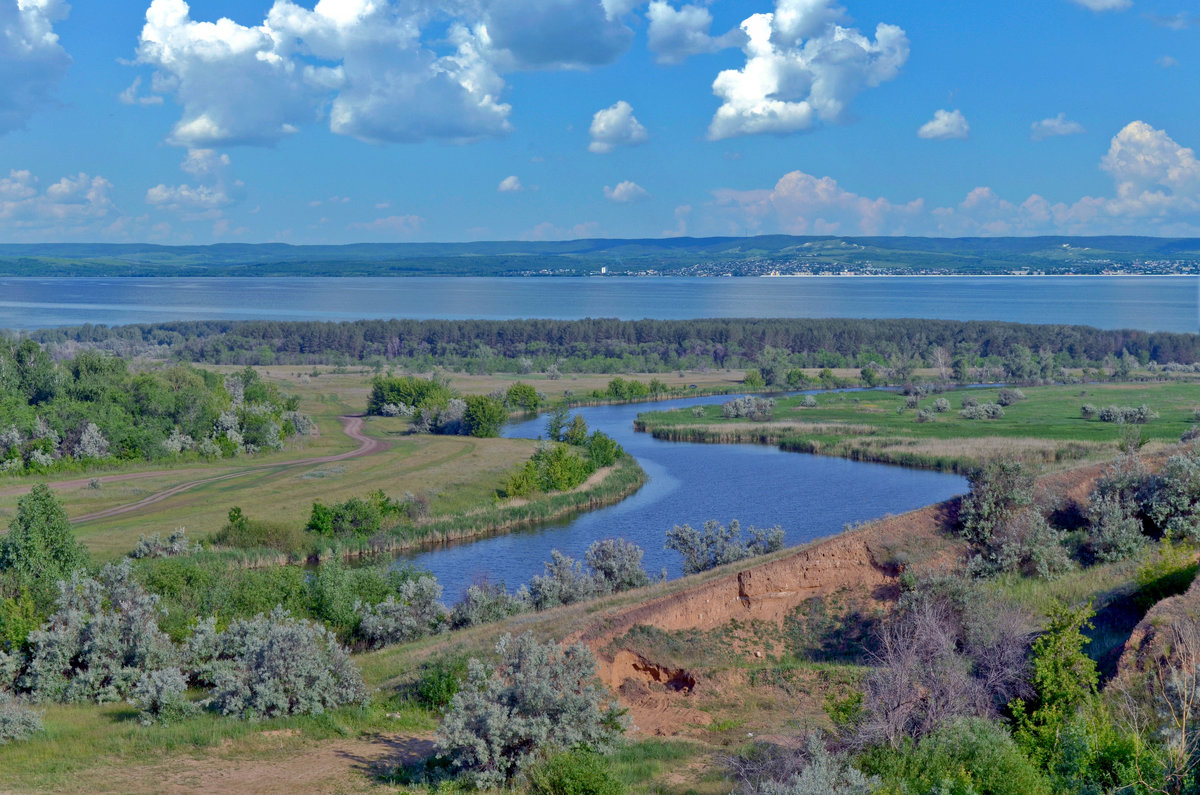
(0, 0, 1198, 243)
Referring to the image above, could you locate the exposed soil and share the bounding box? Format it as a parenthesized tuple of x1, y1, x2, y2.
(574, 455, 1150, 737)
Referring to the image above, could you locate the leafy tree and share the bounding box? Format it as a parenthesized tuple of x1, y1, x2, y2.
(0, 484, 89, 606)
(958, 460, 1068, 578)
(437, 632, 625, 788)
(504, 382, 540, 412)
(1010, 602, 1099, 771)
(545, 405, 570, 442)
(463, 394, 508, 438)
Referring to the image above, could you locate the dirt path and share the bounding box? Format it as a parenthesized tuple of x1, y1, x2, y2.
(0, 416, 390, 524)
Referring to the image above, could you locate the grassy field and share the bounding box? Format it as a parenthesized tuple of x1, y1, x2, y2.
(637, 382, 1200, 472)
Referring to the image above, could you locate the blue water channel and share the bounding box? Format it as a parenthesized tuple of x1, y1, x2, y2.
(399, 393, 968, 599)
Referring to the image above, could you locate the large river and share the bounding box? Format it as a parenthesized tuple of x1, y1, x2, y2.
(399, 393, 967, 598)
(2, 275, 1196, 333)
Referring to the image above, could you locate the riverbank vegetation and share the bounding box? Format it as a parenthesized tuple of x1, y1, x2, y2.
(637, 382, 1200, 472)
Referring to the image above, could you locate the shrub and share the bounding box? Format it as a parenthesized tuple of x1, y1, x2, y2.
(959, 460, 1068, 578)
(207, 607, 367, 720)
(961, 396, 979, 409)
(415, 655, 469, 711)
(800, 395, 818, 408)
(861, 718, 1052, 795)
(1080, 403, 1097, 419)
(437, 633, 625, 788)
(449, 582, 527, 630)
(665, 519, 785, 575)
(585, 539, 651, 593)
(758, 735, 876, 795)
(933, 398, 950, 413)
(914, 408, 934, 423)
(1147, 448, 1200, 540)
(22, 560, 179, 704)
(1096, 404, 1158, 424)
(356, 575, 446, 648)
(0, 695, 42, 744)
(584, 431, 622, 468)
(996, 388, 1026, 406)
(1086, 493, 1146, 563)
(129, 667, 196, 726)
(130, 528, 197, 559)
(368, 375, 452, 416)
(528, 750, 626, 795)
(527, 552, 600, 610)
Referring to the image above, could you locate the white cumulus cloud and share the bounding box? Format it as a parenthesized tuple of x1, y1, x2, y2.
(647, 1, 743, 64)
(1031, 113, 1085, 141)
(146, 148, 243, 216)
(604, 180, 650, 202)
(1069, 0, 1130, 11)
(0, 0, 71, 135)
(481, 0, 635, 70)
(918, 109, 969, 140)
(697, 122, 1200, 237)
(589, 100, 649, 153)
(0, 169, 122, 239)
(498, 175, 523, 192)
(136, 0, 512, 147)
(707, 0, 908, 141)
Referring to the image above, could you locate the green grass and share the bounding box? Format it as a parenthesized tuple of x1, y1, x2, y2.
(637, 382, 1200, 471)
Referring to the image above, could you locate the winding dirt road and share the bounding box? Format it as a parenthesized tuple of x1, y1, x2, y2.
(0, 416, 389, 524)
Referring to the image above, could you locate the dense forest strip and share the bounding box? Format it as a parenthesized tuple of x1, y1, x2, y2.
(24, 316, 1200, 369)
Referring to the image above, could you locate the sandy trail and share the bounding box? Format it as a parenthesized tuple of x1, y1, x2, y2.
(0, 416, 389, 524)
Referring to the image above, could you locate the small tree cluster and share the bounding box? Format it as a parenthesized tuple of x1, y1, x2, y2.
(356, 575, 446, 648)
(449, 582, 528, 630)
(722, 396, 776, 421)
(1095, 404, 1158, 424)
(436, 633, 625, 788)
(665, 519, 785, 575)
(996, 388, 1026, 406)
(526, 539, 653, 611)
(958, 460, 1069, 578)
(130, 528, 198, 559)
(960, 403, 1005, 420)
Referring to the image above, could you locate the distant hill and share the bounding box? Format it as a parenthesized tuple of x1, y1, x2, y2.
(0, 236, 1197, 276)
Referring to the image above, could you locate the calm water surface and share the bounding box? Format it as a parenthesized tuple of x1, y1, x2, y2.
(1, 276, 1195, 332)
(399, 394, 967, 598)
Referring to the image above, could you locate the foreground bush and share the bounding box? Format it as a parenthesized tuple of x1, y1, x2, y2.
(665, 519, 784, 575)
(206, 607, 367, 720)
(860, 718, 1052, 795)
(528, 750, 626, 795)
(22, 561, 179, 704)
(0, 695, 42, 744)
(356, 575, 446, 648)
(437, 633, 625, 788)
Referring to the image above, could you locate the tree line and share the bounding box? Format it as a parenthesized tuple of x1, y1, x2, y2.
(21, 317, 1200, 372)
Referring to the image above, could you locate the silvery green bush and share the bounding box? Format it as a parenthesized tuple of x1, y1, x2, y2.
(449, 582, 527, 630)
(585, 538, 651, 593)
(665, 519, 785, 575)
(0, 695, 42, 744)
(437, 632, 625, 788)
(208, 607, 367, 720)
(757, 736, 876, 795)
(129, 666, 195, 726)
(356, 575, 446, 648)
(130, 528, 197, 559)
(527, 551, 600, 610)
(22, 560, 179, 704)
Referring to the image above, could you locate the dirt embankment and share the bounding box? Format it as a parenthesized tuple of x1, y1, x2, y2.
(573, 456, 1129, 735)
